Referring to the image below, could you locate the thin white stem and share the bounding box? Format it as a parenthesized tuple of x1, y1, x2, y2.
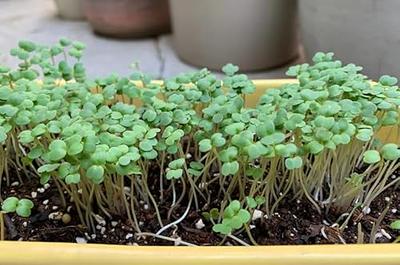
(136, 232, 197, 246)
(156, 194, 193, 235)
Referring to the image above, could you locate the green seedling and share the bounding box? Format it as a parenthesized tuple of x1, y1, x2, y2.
(1, 197, 34, 217)
(212, 200, 251, 235)
(0, 40, 399, 245)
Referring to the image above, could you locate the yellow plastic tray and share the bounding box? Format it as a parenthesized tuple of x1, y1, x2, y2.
(0, 80, 399, 265)
(0, 241, 399, 265)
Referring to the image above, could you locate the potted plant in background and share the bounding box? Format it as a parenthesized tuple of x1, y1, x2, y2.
(83, 0, 170, 38)
(0, 39, 399, 265)
(54, 0, 85, 20)
(169, 0, 299, 71)
(299, 0, 400, 80)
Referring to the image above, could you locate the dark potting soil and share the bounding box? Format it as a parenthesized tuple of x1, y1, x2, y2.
(2, 169, 400, 246)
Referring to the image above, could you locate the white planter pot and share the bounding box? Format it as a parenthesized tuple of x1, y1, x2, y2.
(170, 0, 299, 71)
(299, 0, 400, 79)
(54, 0, 85, 20)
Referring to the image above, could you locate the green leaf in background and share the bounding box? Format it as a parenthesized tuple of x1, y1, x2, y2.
(87, 165, 104, 184)
(390, 220, 400, 230)
(379, 75, 398, 86)
(221, 161, 239, 176)
(285, 156, 303, 170)
(166, 169, 183, 180)
(65, 173, 80, 184)
(222, 63, 239, 76)
(363, 150, 381, 164)
(381, 143, 400, 161)
(199, 139, 212, 152)
(1, 197, 19, 213)
(48, 140, 67, 161)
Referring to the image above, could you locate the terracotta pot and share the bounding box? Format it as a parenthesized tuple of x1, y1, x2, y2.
(54, 0, 85, 20)
(84, 0, 171, 38)
(170, 0, 299, 71)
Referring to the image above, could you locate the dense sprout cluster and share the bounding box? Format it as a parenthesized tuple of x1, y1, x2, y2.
(0, 40, 399, 243)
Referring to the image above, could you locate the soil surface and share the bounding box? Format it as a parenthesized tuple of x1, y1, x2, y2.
(2, 169, 399, 246)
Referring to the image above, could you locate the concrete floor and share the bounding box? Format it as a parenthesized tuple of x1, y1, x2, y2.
(0, 0, 304, 79)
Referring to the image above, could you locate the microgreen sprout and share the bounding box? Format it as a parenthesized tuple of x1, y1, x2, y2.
(0, 40, 399, 245)
(1, 197, 34, 217)
(212, 200, 251, 235)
